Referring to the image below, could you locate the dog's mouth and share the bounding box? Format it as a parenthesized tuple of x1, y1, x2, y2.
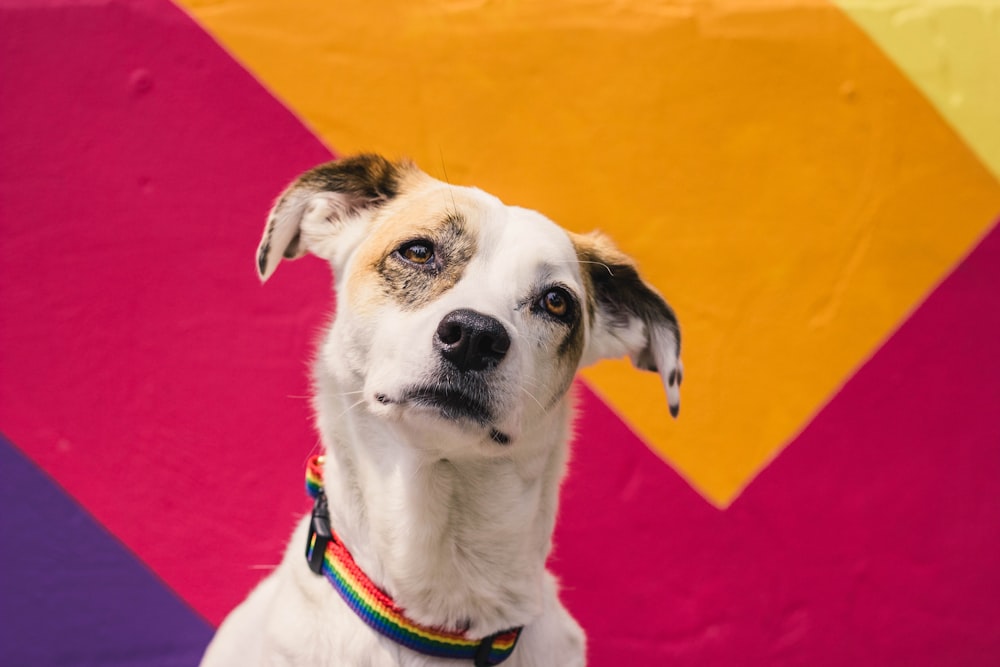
(375, 381, 512, 445)
(400, 383, 493, 426)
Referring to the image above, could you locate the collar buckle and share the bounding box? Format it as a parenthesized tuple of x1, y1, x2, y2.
(474, 628, 523, 667)
(306, 489, 332, 574)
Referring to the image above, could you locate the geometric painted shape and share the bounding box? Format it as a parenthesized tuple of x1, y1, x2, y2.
(0, 434, 213, 665)
(0, 0, 331, 626)
(835, 0, 1000, 180)
(556, 219, 1000, 664)
(176, 0, 1000, 505)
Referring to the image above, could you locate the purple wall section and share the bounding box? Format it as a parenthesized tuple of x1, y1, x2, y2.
(0, 433, 212, 665)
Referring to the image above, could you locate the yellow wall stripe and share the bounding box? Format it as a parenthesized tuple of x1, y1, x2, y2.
(834, 0, 1000, 180)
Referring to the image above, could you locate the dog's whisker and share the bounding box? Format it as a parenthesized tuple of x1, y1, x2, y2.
(520, 376, 546, 394)
(510, 329, 548, 348)
(302, 437, 324, 470)
(330, 398, 366, 423)
(522, 375, 561, 411)
(437, 146, 460, 217)
(551, 258, 615, 276)
(520, 370, 547, 388)
(519, 385, 545, 410)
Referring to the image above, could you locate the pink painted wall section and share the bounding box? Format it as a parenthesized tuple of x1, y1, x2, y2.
(1, 0, 333, 625)
(1, 0, 999, 665)
(557, 223, 1000, 664)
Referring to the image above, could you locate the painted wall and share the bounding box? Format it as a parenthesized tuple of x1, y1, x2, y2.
(1, 0, 998, 664)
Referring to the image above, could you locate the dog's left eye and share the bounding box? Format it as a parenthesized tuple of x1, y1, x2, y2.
(536, 286, 575, 322)
(397, 240, 435, 266)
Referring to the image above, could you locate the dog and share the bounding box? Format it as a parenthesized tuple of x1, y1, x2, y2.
(199, 154, 682, 667)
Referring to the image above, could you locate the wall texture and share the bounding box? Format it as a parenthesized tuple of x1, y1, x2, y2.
(1, 0, 998, 665)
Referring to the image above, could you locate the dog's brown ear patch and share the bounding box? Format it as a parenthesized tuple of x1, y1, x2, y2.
(257, 154, 412, 281)
(573, 231, 683, 417)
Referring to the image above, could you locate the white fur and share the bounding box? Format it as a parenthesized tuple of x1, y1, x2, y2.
(200, 157, 681, 667)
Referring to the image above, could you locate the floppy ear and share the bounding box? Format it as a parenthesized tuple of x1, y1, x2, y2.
(573, 232, 683, 418)
(256, 154, 411, 282)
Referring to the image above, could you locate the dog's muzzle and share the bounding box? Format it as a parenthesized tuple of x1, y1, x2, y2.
(377, 309, 512, 439)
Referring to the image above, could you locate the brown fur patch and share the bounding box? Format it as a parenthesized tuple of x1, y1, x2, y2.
(295, 153, 410, 208)
(347, 184, 486, 313)
(570, 231, 681, 365)
(548, 285, 585, 365)
(258, 154, 414, 276)
(374, 213, 476, 310)
(557, 318, 585, 361)
(569, 231, 618, 329)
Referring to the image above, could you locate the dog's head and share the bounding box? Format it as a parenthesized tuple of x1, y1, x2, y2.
(258, 155, 681, 453)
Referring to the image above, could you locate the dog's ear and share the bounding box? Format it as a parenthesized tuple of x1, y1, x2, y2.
(573, 232, 683, 418)
(256, 154, 411, 282)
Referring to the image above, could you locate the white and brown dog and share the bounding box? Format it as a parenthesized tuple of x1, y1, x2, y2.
(199, 154, 682, 667)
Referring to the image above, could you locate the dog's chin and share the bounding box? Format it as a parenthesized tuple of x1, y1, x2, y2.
(373, 383, 514, 447)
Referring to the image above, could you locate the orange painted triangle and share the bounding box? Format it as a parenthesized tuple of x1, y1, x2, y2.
(178, 0, 1000, 505)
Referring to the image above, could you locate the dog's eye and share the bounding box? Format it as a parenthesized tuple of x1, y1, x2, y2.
(537, 287, 574, 321)
(397, 240, 435, 266)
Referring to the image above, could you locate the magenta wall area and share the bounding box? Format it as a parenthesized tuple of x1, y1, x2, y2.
(2, 1, 999, 666)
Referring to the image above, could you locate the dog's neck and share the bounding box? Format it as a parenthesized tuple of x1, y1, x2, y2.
(311, 370, 572, 638)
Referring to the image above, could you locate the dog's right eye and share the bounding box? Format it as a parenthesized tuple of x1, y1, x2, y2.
(396, 240, 435, 266)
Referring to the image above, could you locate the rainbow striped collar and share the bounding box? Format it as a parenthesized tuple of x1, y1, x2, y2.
(304, 455, 523, 666)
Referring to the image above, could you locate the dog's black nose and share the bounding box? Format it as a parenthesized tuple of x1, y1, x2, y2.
(435, 309, 511, 372)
